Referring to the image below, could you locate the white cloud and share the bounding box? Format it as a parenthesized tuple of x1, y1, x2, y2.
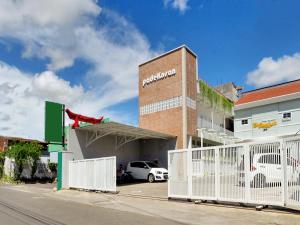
(246, 53, 300, 88)
(164, 0, 189, 13)
(0, 1, 159, 139)
(0, 62, 134, 140)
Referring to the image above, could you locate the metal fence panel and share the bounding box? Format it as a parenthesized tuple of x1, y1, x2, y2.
(168, 137, 300, 209)
(168, 150, 189, 198)
(192, 148, 216, 200)
(248, 141, 283, 206)
(285, 139, 300, 209)
(219, 145, 246, 202)
(69, 157, 116, 192)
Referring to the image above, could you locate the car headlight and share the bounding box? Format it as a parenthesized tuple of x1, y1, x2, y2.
(156, 171, 162, 174)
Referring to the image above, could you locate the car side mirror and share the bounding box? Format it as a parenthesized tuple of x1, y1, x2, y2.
(144, 166, 148, 169)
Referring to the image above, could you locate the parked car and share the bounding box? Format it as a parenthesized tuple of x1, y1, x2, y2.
(239, 153, 300, 188)
(126, 161, 168, 182)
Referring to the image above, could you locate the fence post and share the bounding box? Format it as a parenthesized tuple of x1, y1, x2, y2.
(215, 147, 220, 200)
(188, 148, 193, 200)
(68, 161, 71, 188)
(281, 140, 288, 206)
(168, 151, 171, 198)
(244, 143, 251, 203)
(93, 159, 97, 190)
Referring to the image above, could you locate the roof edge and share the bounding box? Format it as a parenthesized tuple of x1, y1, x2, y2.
(242, 78, 300, 94)
(139, 44, 197, 67)
(235, 92, 300, 110)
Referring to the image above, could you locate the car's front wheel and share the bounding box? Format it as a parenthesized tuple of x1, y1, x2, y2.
(148, 174, 155, 183)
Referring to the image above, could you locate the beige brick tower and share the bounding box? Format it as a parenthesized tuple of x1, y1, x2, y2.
(139, 45, 197, 149)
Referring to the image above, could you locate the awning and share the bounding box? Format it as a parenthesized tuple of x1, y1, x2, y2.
(77, 121, 175, 148)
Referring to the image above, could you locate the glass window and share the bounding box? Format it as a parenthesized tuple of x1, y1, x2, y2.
(283, 112, 291, 119)
(241, 119, 248, 125)
(145, 162, 159, 168)
(130, 162, 146, 168)
(258, 154, 280, 164)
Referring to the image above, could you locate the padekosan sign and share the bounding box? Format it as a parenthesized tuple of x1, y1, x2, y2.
(142, 68, 176, 87)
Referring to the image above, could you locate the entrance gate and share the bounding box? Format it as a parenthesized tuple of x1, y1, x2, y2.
(69, 156, 116, 192)
(168, 138, 300, 209)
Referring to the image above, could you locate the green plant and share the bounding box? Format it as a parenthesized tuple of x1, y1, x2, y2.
(0, 151, 5, 178)
(6, 142, 42, 180)
(199, 80, 234, 114)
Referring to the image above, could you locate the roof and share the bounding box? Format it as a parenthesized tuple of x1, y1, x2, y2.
(139, 45, 197, 67)
(0, 135, 46, 144)
(236, 79, 300, 108)
(77, 121, 175, 139)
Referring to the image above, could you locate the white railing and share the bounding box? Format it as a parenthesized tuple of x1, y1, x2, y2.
(168, 137, 300, 209)
(197, 118, 234, 136)
(69, 156, 116, 192)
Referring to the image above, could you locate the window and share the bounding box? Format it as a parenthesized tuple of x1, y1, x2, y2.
(258, 154, 281, 164)
(241, 119, 248, 125)
(282, 112, 291, 121)
(130, 162, 146, 168)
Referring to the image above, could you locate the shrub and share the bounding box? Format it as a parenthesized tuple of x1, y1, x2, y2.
(6, 142, 42, 180)
(0, 151, 5, 178)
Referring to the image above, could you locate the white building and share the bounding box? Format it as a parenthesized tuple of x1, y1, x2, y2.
(234, 79, 300, 140)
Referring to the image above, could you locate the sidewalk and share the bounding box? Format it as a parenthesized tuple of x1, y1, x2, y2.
(3, 184, 300, 225)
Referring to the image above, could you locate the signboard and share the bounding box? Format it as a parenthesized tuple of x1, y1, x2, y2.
(45, 101, 64, 143)
(253, 119, 277, 130)
(142, 68, 176, 87)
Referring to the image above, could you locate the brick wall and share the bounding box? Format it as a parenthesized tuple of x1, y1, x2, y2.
(139, 46, 198, 149)
(0, 137, 7, 152)
(139, 48, 183, 148)
(186, 50, 197, 136)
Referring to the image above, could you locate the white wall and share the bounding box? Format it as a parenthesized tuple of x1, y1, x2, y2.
(234, 98, 300, 139)
(68, 129, 175, 169)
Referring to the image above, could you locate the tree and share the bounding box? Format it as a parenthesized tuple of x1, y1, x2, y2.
(6, 142, 42, 180)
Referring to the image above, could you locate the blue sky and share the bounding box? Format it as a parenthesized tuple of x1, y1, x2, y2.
(0, 0, 300, 139)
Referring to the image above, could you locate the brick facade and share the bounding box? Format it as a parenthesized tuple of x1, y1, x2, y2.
(0, 137, 7, 152)
(139, 46, 197, 148)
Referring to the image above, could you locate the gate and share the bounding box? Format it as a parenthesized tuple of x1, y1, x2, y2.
(168, 138, 300, 209)
(69, 156, 116, 192)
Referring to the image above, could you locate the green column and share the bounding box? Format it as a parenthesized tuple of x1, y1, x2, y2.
(57, 152, 62, 190)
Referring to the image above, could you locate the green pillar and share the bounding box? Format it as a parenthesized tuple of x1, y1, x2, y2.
(57, 152, 62, 190)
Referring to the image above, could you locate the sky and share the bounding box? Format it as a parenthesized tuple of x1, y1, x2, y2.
(0, 0, 300, 140)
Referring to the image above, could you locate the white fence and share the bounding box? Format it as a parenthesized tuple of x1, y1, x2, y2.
(69, 156, 116, 192)
(168, 137, 300, 209)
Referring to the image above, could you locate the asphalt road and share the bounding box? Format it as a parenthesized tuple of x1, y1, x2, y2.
(0, 185, 182, 225)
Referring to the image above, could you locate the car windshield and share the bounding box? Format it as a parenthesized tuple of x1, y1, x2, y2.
(146, 162, 159, 168)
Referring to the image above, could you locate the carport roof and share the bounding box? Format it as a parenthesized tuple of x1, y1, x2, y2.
(77, 121, 175, 139)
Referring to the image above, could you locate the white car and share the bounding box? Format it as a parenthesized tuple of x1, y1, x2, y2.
(126, 161, 168, 182)
(243, 153, 300, 187)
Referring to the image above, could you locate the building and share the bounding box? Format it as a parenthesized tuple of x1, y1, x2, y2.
(215, 82, 243, 103)
(234, 79, 300, 140)
(66, 45, 239, 175)
(139, 45, 238, 148)
(0, 135, 46, 152)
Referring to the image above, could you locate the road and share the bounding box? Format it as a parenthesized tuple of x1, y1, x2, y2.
(0, 183, 300, 225)
(0, 185, 182, 225)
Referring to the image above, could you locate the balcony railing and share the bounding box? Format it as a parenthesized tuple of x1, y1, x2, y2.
(197, 118, 234, 136)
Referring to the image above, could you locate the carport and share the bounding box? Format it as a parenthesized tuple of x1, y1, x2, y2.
(68, 121, 175, 169)
(64, 121, 174, 195)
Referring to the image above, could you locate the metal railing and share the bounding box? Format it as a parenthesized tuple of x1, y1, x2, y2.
(168, 137, 300, 209)
(69, 156, 116, 192)
(197, 118, 234, 136)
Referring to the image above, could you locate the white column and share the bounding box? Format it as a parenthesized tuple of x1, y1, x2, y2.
(211, 111, 214, 130)
(224, 115, 226, 134)
(201, 130, 204, 147)
(188, 135, 192, 149)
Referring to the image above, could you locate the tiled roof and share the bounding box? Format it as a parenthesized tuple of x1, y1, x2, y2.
(236, 79, 300, 105)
